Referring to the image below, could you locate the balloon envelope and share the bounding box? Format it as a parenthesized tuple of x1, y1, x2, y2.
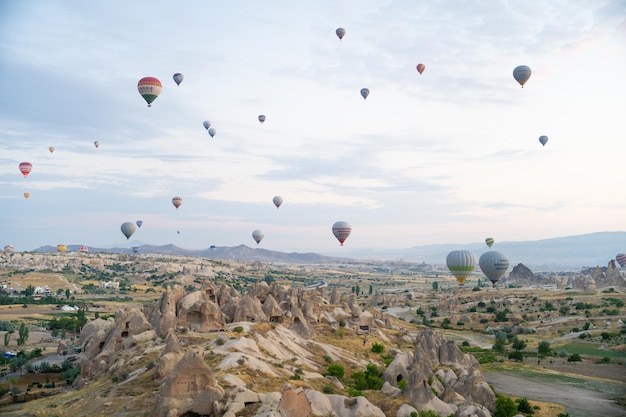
(120, 222, 137, 240)
(136, 220, 143, 228)
(132, 246, 140, 254)
(416, 63, 425, 75)
(332, 221, 352, 246)
(49, 146, 55, 154)
(94, 141, 100, 148)
(252, 230, 264, 244)
(79, 245, 89, 252)
(479, 251, 509, 286)
(208, 127, 216, 137)
(56, 244, 67, 253)
(137, 77, 162, 106)
(485, 237, 494, 248)
(3, 245, 14, 253)
(513, 65, 531, 88)
(173, 73, 184, 86)
(616, 253, 626, 268)
(539, 135, 548, 146)
(336, 27, 346, 40)
(360, 88, 369, 99)
(258, 115, 266, 124)
(19, 162, 32, 178)
(272, 196, 283, 208)
(172, 196, 183, 209)
(446, 250, 476, 285)
(203, 121, 211, 130)
(23, 192, 30, 199)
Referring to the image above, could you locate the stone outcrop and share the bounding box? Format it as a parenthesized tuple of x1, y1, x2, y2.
(176, 290, 226, 332)
(398, 329, 496, 414)
(153, 347, 225, 417)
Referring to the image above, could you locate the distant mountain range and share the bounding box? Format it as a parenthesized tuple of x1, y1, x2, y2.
(30, 231, 626, 271)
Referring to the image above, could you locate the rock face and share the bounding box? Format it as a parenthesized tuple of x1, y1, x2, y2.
(506, 263, 537, 286)
(153, 347, 225, 417)
(390, 328, 496, 414)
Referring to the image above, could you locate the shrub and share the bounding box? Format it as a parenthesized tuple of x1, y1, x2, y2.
(324, 364, 344, 379)
(398, 379, 407, 390)
(567, 353, 582, 362)
(322, 384, 335, 394)
(371, 342, 385, 353)
(516, 398, 533, 414)
(233, 326, 244, 333)
(493, 394, 517, 417)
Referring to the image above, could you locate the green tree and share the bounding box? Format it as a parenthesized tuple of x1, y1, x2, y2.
(493, 337, 506, 353)
(432, 281, 439, 291)
(17, 322, 29, 346)
(511, 337, 527, 351)
(508, 350, 524, 361)
(537, 341, 551, 358)
(567, 353, 582, 362)
(493, 394, 517, 417)
(3, 330, 13, 346)
(516, 398, 534, 414)
(368, 284, 373, 295)
(65, 288, 71, 299)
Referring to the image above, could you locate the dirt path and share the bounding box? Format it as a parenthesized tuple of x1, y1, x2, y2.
(483, 371, 626, 417)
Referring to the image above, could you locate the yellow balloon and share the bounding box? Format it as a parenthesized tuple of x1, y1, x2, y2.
(23, 192, 30, 199)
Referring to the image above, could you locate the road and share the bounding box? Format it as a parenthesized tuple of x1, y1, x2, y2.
(484, 371, 625, 417)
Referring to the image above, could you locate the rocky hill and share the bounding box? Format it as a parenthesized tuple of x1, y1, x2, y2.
(3, 281, 498, 417)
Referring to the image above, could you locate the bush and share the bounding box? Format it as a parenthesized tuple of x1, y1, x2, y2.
(371, 342, 384, 353)
(493, 394, 517, 417)
(567, 353, 582, 362)
(324, 364, 345, 379)
(398, 379, 407, 390)
(508, 350, 524, 362)
(516, 398, 534, 414)
(233, 326, 244, 333)
(322, 384, 334, 394)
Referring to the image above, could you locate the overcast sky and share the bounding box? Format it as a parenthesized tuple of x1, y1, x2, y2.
(1, 1, 625, 254)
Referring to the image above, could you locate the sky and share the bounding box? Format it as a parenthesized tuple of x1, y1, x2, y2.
(1, 1, 625, 255)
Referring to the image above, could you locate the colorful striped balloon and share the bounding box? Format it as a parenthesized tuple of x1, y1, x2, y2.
(137, 77, 162, 107)
(616, 253, 626, 268)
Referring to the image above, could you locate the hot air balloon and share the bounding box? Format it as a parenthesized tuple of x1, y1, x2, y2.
(258, 115, 266, 124)
(121, 222, 136, 240)
(19, 162, 32, 178)
(49, 146, 55, 154)
(203, 121, 211, 130)
(332, 221, 352, 246)
(539, 135, 548, 147)
(485, 237, 494, 248)
(360, 88, 369, 100)
(23, 192, 30, 199)
(513, 65, 531, 88)
(446, 250, 476, 286)
(132, 246, 140, 254)
(94, 141, 100, 148)
(137, 77, 162, 107)
(416, 63, 425, 75)
(336, 27, 346, 40)
(252, 229, 264, 244)
(172, 196, 183, 210)
(208, 127, 216, 138)
(56, 244, 67, 253)
(210, 245, 217, 253)
(479, 251, 509, 286)
(4, 245, 14, 253)
(177, 230, 180, 235)
(616, 253, 626, 268)
(272, 196, 283, 208)
(173, 73, 184, 86)
(79, 245, 89, 252)
(136, 220, 143, 228)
